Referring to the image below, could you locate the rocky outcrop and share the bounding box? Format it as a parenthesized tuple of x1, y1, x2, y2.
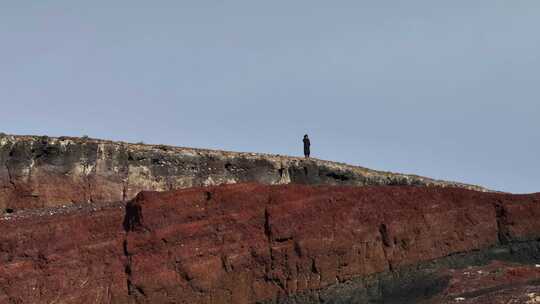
(0, 134, 489, 212)
(428, 261, 540, 303)
(0, 183, 538, 304)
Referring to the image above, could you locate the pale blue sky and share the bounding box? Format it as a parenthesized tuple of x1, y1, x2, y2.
(1, 1, 538, 193)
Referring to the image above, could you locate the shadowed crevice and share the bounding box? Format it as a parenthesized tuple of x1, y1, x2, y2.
(123, 202, 144, 232)
(494, 202, 511, 245)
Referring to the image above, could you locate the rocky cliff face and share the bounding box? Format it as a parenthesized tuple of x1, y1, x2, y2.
(0, 134, 488, 212)
(1, 184, 538, 304)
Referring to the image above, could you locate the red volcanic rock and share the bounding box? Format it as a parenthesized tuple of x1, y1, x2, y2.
(497, 194, 540, 242)
(0, 203, 129, 303)
(122, 184, 539, 304)
(0, 184, 539, 304)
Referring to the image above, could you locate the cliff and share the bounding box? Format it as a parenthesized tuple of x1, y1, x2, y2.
(1, 183, 539, 304)
(0, 134, 488, 212)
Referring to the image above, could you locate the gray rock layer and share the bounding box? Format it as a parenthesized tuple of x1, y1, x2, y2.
(0, 134, 488, 211)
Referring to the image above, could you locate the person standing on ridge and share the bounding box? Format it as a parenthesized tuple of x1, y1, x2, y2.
(303, 134, 311, 158)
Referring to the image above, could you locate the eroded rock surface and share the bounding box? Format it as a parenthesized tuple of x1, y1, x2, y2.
(0, 134, 489, 211)
(0, 184, 538, 304)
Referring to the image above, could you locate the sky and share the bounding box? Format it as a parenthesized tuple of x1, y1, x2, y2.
(1, 1, 538, 193)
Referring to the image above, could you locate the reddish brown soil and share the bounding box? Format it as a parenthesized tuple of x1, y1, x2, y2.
(0, 184, 539, 303)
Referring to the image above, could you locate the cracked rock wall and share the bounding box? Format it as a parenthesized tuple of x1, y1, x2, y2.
(0, 134, 489, 212)
(1, 184, 537, 304)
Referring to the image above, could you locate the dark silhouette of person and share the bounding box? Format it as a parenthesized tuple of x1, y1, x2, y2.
(303, 134, 311, 158)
